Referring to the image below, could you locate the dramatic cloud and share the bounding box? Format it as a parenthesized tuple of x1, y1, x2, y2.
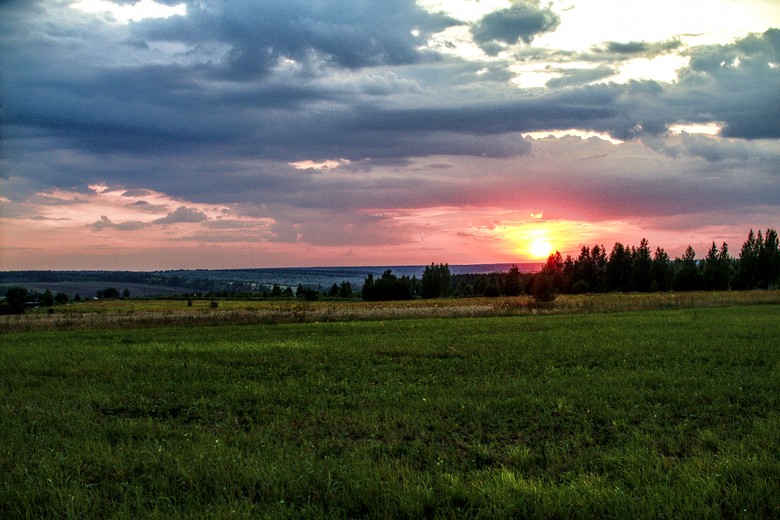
(133, 0, 455, 77)
(152, 206, 208, 225)
(595, 39, 682, 58)
(471, 2, 560, 53)
(1, 0, 779, 269)
(90, 215, 148, 231)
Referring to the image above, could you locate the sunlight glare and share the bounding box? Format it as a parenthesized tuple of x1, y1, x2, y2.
(530, 237, 553, 259)
(524, 129, 623, 144)
(668, 122, 723, 136)
(72, 0, 186, 23)
(608, 54, 689, 84)
(289, 159, 350, 170)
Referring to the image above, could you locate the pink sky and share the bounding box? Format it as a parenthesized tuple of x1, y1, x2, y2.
(2, 173, 764, 270)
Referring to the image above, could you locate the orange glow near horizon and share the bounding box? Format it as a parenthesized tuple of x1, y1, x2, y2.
(502, 222, 560, 260)
(1, 186, 753, 270)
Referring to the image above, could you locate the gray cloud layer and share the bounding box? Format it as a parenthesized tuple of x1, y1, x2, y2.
(1, 0, 779, 253)
(471, 2, 560, 53)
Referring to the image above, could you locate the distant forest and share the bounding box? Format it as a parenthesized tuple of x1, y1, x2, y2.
(525, 228, 779, 302)
(362, 228, 780, 301)
(1, 228, 778, 312)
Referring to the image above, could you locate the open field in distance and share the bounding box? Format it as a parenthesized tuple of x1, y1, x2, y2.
(1, 290, 779, 333)
(1, 297, 779, 518)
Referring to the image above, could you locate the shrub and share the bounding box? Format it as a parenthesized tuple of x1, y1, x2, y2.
(531, 272, 557, 302)
(571, 280, 590, 294)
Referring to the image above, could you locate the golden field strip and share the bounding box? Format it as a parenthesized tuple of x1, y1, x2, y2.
(2, 290, 779, 333)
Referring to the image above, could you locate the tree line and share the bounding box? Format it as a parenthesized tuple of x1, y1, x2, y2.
(361, 263, 453, 301)
(361, 229, 780, 301)
(2, 229, 778, 311)
(531, 228, 779, 300)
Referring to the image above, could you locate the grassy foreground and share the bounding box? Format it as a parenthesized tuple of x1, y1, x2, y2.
(1, 305, 779, 518)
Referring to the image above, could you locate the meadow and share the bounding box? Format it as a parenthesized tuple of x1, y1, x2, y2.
(2, 290, 780, 333)
(1, 296, 778, 518)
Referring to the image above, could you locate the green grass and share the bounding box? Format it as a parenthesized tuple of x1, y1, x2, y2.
(1, 305, 779, 518)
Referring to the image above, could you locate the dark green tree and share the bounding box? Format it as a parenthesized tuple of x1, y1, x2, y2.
(572, 246, 594, 293)
(631, 238, 653, 292)
(54, 292, 69, 304)
(297, 285, 319, 301)
(362, 270, 415, 301)
(421, 263, 452, 299)
(569, 245, 608, 293)
(531, 252, 565, 302)
(502, 264, 523, 296)
(339, 281, 352, 298)
(2, 286, 29, 314)
(453, 279, 475, 297)
(718, 242, 735, 289)
(591, 245, 609, 292)
(361, 274, 375, 300)
(758, 228, 780, 289)
(96, 287, 120, 299)
(651, 247, 673, 291)
(702, 242, 733, 290)
(562, 254, 576, 293)
(736, 229, 761, 289)
(530, 272, 557, 302)
(545, 251, 566, 293)
(673, 246, 703, 291)
(607, 242, 633, 292)
(531, 255, 561, 303)
(41, 289, 55, 307)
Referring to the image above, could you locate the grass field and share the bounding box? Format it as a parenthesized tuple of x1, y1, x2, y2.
(1, 299, 779, 518)
(2, 290, 779, 333)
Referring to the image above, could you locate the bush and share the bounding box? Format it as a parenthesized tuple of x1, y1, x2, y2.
(531, 272, 557, 303)
(571, 280, 590, 294)
(2, 286, 28, 314)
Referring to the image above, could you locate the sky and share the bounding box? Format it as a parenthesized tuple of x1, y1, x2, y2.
(1, 0, 779, 270)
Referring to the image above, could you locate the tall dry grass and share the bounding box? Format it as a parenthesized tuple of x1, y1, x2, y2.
(1, 291, 778, 333)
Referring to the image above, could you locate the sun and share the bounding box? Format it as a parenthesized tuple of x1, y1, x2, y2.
(529, 237, 553, 259)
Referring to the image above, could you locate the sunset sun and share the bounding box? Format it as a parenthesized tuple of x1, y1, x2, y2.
(2, 0, 779, 270)
(530, 237, 553, 259)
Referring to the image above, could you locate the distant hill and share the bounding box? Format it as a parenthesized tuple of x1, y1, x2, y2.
(1, 263, 542, 298)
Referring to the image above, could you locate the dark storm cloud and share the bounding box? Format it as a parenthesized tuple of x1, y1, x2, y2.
(153, 206, 208, 224)
(3, 1, 777, 171)
(0, 0, 455, 154)
(1, 0, 779, 232)
(471, 2, 560, 53)
(90, 215, 148, 231)
(122, 189, 154, 197)
(596, 39, 682, 57)
(127, 200, 169, 212)
(675, 28, 780, 139)
(133, 0, 456, 78)
(88, 206, 208, 231)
